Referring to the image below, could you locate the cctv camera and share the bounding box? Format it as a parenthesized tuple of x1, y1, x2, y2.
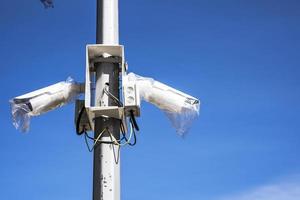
(10, 77, 83, 132)
(124, 73, 200, 135)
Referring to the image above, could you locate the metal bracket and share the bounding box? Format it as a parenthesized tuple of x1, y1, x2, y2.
(84, 44, 127, 131)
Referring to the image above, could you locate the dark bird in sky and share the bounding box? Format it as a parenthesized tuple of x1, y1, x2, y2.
(40, 0, 54, 9)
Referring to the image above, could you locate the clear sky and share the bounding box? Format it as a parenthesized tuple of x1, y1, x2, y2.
(1, 0, 300, 200)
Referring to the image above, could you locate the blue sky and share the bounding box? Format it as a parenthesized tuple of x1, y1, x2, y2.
(1, 0, 300, 200)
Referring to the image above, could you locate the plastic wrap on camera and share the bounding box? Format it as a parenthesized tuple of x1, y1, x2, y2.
(126, 72, 200, 136)
(10, 77, 82, 132)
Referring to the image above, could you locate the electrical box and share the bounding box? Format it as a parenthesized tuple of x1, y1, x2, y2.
(74, 100, 93, 133)
(123, 76, 140, 116)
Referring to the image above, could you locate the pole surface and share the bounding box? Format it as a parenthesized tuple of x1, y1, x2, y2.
(93, 0, 120, 200)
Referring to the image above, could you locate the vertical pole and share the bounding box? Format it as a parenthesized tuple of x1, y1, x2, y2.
(93, 0, 120, 200)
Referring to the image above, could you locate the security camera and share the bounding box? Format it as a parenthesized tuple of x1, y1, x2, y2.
(10, 77, 83, 132)
(124, 73, 200, 135)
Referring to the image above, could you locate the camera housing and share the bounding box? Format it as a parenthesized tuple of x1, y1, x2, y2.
(10, 78, 82, 132)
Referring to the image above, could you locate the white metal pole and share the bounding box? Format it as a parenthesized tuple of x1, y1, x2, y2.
(93, 0, 120, 200)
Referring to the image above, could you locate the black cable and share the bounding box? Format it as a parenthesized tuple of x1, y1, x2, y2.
(104, 83, 123, 107)
(120, 121, 127, 141)
(125, 118, 137, 146)
(84, 121, 137, 152)
(83, 110, 139, 152)
(120, 120, 125, 134)
(84, 132, 92, 152)
(129, 110, 139, 131)
(120, 119, 137, 146)
(128, 117, 137, 146)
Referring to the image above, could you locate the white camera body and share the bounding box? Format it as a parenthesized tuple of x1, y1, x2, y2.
(12, 80, 81, 116)
(125, 73, 199, 114)
(124, 72, 200, 135)
(10, 78, 82, 132)
(138, 79, 198, 114)
(13, 81, 77, 116)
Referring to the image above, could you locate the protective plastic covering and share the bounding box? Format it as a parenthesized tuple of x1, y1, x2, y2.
(10, 77, 81, 132)
(126, 73, 200, 136)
